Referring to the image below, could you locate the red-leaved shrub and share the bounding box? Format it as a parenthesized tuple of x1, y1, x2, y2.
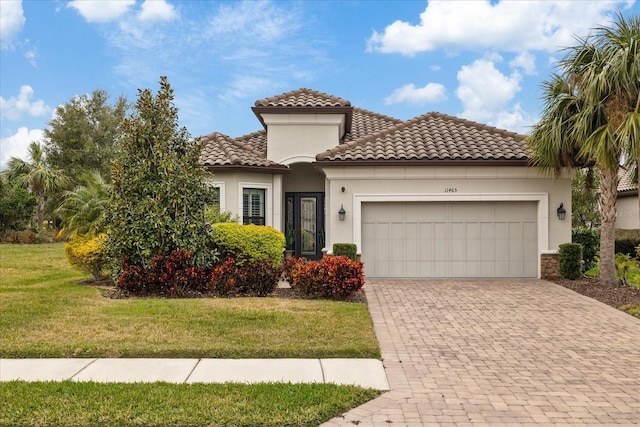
(284, 256, 364, 299)
(117, 249, 209, 296)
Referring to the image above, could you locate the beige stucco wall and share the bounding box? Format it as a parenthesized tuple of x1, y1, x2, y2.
(206, 171, 281, 228)
(320, 165, 573, 260)
(261, 113, 344, 164)
(616, 195, 639, 229)
(282, 163, 325, 193)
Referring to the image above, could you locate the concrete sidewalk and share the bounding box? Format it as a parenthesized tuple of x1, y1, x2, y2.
(0, 358, 389, 390)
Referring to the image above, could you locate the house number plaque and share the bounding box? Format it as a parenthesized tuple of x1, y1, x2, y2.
(444, 187, 458, 193)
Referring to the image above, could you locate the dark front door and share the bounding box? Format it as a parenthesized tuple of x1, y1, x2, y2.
(285, 192, 325, 260)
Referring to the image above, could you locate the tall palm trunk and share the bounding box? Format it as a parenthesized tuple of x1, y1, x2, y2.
(598, 168, 618, 286)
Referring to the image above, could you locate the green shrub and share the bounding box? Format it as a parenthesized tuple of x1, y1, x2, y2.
(205, 207, 239, 225)
(572, 228, 599, 270)
(558, 243, 583, 280)
(212, 223, 285, 267)
(64, 233, 108, 280)
(615, 253, 638, 287)
(615, 229, 640, 258)
(333, 243, 357, 261)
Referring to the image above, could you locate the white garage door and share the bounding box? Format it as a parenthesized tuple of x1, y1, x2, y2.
(361, 201, 538, 278)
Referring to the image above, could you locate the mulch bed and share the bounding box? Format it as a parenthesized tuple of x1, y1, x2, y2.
(545, 275, 640, 309)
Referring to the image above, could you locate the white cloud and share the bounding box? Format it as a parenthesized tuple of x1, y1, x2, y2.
(24, 48, 37, 67)
(455, 59, 521, 123)
(509, 52, 537, 75)
(367, 0, 630, 55)
(138, 0, 177, 23)
(0, 85, 50, 121)
(0, 127, 44, 170)
(67, 0, 135, 23)
(385, 83, 447, 105)
(219, 75, 275, 103)
(0, 0, 25, 50)
(495, 104, 537, 134)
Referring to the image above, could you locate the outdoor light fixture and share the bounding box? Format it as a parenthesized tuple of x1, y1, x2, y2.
(338, 204, 346, 221)
(557, 203, 566, 220)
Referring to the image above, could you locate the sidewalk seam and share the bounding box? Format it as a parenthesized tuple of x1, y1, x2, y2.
(318, 359, 325, 383)
(70, 358, 98, 381)
(183, 358, 201, 383)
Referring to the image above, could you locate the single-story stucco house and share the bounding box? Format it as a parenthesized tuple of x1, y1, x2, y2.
(200, 88, 571, 279)
(616, 166, 639, 229)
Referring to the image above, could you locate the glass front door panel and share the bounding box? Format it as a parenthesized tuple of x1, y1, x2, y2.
(300, 197, 316, 255)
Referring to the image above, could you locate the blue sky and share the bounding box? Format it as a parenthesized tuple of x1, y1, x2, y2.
(1, 0, 638, 169)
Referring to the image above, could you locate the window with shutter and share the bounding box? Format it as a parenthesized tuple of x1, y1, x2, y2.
(242, 188, 265, 225)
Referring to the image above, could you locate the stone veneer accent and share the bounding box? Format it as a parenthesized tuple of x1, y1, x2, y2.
(540, 252, 560, 278)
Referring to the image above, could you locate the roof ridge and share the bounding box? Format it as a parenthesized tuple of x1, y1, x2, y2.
(432, 112, 526, 139)
(318, 118, 413, 160)
(352, 106, 402, 124)
(254, 87, 351, 107)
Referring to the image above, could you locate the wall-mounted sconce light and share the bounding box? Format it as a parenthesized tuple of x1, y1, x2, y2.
(556, 203, 566, 220)
(338, 204, 346, 221)
(341, 186, 345, 193)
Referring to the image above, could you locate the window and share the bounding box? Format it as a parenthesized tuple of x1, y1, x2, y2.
(243, 188, 265, 225)
(211, 187, 221, 213)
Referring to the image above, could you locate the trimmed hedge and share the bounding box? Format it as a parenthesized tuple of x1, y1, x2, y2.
(211, 223, 285, 267)
(333, 243, 357, 261)
(558, 243, 583, 280)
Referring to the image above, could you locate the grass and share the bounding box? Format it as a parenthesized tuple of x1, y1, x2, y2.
(0, 243, 380, 358)
(0, 243, 382, 426)
(0, 381, 379, 427)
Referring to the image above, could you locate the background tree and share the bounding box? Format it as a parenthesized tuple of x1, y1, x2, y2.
(105, 77, 214, 272)
(4, 142, 70, 240)
(44, 90, 128, 184)
(56, 172, 110, 238)
(571, 168, 600, 229)
(0, 174, 36, 236)
(528, 13, 639, 286)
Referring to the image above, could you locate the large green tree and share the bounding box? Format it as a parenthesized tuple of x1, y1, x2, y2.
(0, 175, 36, 235)
(4, 142, 70, 239)
(105, 77, 214, 271)
(43, 90, 128, 183)
(528, 13, 639, 286)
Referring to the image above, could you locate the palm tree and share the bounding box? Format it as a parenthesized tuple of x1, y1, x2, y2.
(4, 142, 70, 240)
(528, 13, 639, 286)
(56, 172, 110, 238)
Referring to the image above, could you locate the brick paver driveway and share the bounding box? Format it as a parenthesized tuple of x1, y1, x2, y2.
(323, 279, 640, 426)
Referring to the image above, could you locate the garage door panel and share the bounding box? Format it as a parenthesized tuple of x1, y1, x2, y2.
(362, 201, 537, 278)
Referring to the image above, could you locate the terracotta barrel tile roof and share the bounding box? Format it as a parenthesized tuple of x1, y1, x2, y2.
(316, 112, 530, 162)
(199, 131, 283, 169)
(200, 89, 533, 170)
(254, 88, 351, 107)
(618, 166, 637, 193)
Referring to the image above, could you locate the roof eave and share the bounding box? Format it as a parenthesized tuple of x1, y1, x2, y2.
(204, 164, 291, 174)
(313, 159, 531, 167)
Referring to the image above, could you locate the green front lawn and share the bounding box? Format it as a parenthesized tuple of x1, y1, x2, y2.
(0, 243, 381, 426)
(0, 243, 379, 358)
(0, 381, 378, 427)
